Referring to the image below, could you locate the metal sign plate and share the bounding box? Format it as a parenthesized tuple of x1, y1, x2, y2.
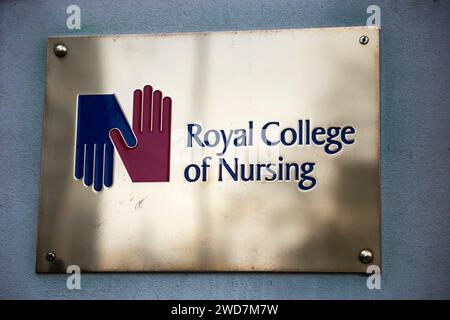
(37, 27, 380, 272)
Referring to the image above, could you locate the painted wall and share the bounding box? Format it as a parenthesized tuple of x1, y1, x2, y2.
(0, 0, 449, 299)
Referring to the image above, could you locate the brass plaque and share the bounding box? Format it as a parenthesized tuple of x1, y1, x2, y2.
(37, 26, 380, 272)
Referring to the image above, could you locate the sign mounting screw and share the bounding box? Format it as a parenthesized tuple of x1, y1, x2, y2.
(46, 252, 56, 262)
(359, 35, 369, 45)
(54, 44, 68, 57)
(359, 249, 374, 264)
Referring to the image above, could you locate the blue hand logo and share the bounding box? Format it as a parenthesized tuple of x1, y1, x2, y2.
(75, 94, 136, 191)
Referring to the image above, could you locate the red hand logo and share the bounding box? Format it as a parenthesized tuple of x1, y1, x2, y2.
(110, 85, 172, 182)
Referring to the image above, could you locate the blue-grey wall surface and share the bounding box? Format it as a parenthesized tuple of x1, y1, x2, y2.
(0, 0, 449, 299)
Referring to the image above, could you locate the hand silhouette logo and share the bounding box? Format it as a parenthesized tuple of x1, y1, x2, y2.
(75, 95, 137, 191)
(74, 85, 172, 191)
(110, 85, 172, 182)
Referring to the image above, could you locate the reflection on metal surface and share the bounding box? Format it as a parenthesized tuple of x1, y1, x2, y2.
(37, 27, 380, 272)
